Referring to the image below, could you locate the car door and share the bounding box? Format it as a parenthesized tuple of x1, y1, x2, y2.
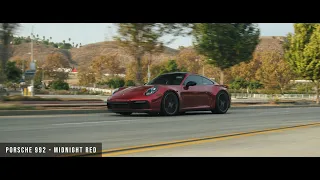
(199, 76, 215, 108)
(180, 75, 204, 109)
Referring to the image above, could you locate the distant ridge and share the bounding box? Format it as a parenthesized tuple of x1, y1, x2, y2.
(9, 36, 286, 73)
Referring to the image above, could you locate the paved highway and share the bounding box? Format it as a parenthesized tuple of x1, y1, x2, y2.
(117, 125, 320, 157)
(0, 107, 319, 156)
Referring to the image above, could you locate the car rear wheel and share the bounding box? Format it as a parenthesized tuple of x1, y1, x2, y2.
(161, 91, 179, 116)
(212, 91, 230, 114)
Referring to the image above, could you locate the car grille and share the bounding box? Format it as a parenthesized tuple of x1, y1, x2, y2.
(107, 101, 150, 109)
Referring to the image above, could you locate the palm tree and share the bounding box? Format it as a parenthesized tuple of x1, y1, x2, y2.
(63, 40, 65, 44)
(68, 38, 71, 42)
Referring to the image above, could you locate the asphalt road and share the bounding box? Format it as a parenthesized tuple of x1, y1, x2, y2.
(118, 125, 320, 157)
(1, 107, 320, 156)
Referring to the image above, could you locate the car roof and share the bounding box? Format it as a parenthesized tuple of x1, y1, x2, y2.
(160, 72, 189, 75)
(160, 72, 204, 77)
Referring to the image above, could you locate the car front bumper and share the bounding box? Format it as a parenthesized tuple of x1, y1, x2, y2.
(106, 97, 163, 113)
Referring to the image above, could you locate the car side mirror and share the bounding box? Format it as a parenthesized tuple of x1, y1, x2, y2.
(185, 81, 197, 88)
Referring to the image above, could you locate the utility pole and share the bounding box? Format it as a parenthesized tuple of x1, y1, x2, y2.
(30, 25, 35, 96)
(202, 59, 205, 76)
(22, 59, 25, 80)
(147, 53, 151, 82)
(42, 67, 45, 90)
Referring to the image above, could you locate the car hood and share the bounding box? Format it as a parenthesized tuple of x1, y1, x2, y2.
(110, 85, 155, 99)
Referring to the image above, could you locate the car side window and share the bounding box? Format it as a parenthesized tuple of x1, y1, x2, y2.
(202, 77, 214, 85)
(183, 75, 202, 85)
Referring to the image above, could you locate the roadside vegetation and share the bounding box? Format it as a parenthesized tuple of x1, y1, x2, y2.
(1, 23, 320, 104)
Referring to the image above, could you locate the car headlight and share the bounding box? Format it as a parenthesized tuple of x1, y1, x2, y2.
(145, 86, 158, 96)
(112, 88, 119, 95)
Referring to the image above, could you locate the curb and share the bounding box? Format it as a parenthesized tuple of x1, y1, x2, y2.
(0, 109, 108, 116)
(230, 105, 320, 109)
(0, 105, 319, 116)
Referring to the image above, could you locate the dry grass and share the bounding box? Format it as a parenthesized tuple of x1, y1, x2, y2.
(10, 41, 178, 71)
(1, 95, 103, 102)
(0, 103, 36, 110)
(9, 36, 285, 76)
(255, 36, 285, 54)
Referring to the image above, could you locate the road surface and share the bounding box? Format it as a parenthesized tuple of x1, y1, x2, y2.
(116, 125, 320, 157)
(0, 107, 319, 156)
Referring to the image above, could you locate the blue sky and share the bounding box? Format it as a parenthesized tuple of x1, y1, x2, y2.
(17, 23, 294, 49)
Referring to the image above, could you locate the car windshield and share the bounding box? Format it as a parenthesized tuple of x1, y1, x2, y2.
(147, 73, 186, 85)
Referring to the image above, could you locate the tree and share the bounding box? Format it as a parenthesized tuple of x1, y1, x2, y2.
(43, 53, 70, 81)
(230, 52, 262, 82)
(229, 77, 248, 90)
(114, 23, 189, 85)
(150, 60, 187, 79)
(125, 57, 149, 83)
(284, 23, 320, 104)
(175, 47, 205, 74)
(0, 23, 20, 83)
(10, 56, 29, 71)
(5, 61, 22, 83)
(192, 23, 260, 85)
(78, 66, 96, 86)
(255, 51, 296, 94)
(90, 56, 106, 81)
(90, 54, 124, 82)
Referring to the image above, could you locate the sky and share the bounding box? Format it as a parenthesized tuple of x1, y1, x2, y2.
(16, 23, 294, 49)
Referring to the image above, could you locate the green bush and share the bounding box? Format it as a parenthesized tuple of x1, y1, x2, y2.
(125, 80, 135, 86)
(106, 77, 125, 89)
(50, 80, 69, 90)
(35, 89, 50, 94)
(229, 78, 248, 90)
(257, 89, 281, 94)
(296, 84, 314, 94)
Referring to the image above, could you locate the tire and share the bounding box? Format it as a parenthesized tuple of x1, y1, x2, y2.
(211, 91, 230, 114)
(116, 112, 132, 116)
(161, 91, 180, 116)
(179, 112, 186, 115)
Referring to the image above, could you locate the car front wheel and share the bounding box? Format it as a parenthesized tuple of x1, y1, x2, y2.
(161, 91, 179, 116)
(212, 91, 230, 114)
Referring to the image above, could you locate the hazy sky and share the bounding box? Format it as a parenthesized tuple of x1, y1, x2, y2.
(17, 23, 294, 49)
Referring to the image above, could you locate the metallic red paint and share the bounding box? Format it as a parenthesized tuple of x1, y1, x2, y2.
(106, 72, 231, 115)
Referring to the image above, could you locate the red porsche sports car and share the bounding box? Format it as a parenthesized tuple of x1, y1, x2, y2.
(107, 72, 231, 116)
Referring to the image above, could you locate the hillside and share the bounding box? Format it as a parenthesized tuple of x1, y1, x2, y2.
(9, 41, 179, 70)
(9, 36, 285, 71)
(69, 41, 179, 68)
(255, 36, 286, 53)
